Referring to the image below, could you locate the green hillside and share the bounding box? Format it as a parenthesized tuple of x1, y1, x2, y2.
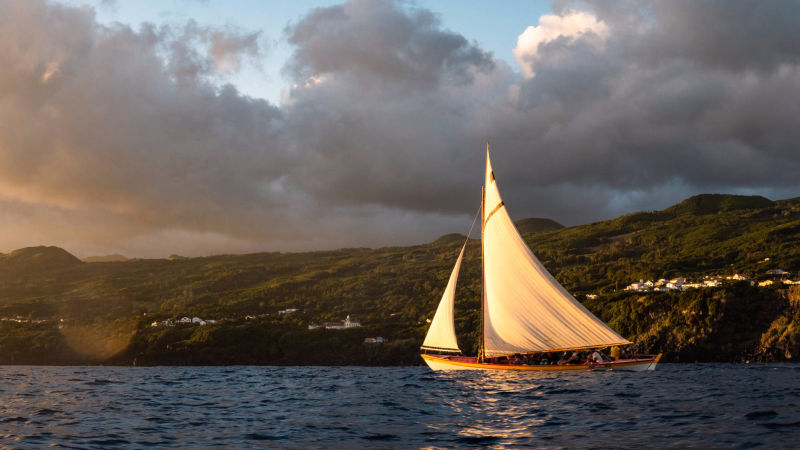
(83, 254, 129, 263)
(514, 217, 564, 234)
(0, 246, 82, 274)
(665, 194, 775, 216)
(1, 194, 800, 365)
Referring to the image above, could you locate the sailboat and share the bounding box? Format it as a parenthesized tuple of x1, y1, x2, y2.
(420, 144, 661, 371)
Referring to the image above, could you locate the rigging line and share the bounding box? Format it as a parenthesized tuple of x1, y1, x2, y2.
(462, 202, 482, 248)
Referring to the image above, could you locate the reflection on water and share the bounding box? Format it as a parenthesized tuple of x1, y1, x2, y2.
(1, 364, 799, 447)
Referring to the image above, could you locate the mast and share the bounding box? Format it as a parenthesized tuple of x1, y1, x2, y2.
(479, 142, 489, 362)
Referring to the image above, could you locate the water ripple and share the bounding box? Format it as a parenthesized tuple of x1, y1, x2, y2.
(0, 364, 798, 447)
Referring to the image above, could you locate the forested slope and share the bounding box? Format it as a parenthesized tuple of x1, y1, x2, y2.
(1, 194, 800, 365)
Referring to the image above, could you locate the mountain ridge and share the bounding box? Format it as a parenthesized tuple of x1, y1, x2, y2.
(1, 192, 799, 365)
(0, 246, 82, 274)
(3, 193, 784, 264)
(83, 254, 129, 263)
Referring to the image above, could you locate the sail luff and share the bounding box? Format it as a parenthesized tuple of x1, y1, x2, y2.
(482, 146, 503, 356)
(481, 151, 630, 356)
(420, 244, 465, 353)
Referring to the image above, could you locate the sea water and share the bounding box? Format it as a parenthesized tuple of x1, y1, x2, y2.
(1, 364, 798, 448)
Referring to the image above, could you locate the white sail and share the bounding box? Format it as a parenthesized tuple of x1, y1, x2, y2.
(482, 150, 630, 356)
(421, 244, 465, 353)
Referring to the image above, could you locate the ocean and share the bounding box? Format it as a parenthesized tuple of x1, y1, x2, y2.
(1, 364, 798, 448)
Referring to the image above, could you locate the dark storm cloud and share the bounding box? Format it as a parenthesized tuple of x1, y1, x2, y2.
(279, 0, 504, 214)
(2, 0, 800, 257)
(280, 0, 800, 226)
(285, 0, 493, 88)
(504, 0, 800, 196)
(577, 0, 800, 72)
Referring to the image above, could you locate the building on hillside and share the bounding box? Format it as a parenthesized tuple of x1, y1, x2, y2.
(625, 280, 652, 292)
(726, 274, 748, 280)
(766, 269, 790, 276)
(323, 315, 361, 330)
(152, 316, 216, 327)
(666, 281, 688, 291)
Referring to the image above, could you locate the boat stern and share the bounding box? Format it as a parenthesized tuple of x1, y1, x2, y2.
(421, 354, 481, 371)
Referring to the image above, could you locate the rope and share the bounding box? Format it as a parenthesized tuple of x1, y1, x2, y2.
(462, 203, 481, 248)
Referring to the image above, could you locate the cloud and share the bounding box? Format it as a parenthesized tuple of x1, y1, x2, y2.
(284, 0, 493, 88)
(502, 0, 800, 193)
(2, 0, 800, 257)
(513, 10, 609, 78)
(0, 0, 286, 254)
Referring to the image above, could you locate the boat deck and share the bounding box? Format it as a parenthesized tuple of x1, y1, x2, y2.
(422, 354, 661, 371)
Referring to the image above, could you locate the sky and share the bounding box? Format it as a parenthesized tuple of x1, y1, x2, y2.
(56, 0, 552, 104)
(2, 0, 800, 258)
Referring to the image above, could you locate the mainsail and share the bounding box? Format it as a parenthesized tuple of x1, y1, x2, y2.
(481, 149, 630, 356)
(420, 244, 465, 353)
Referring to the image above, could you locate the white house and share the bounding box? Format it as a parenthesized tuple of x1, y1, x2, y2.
(726, 274, 748, 280)
(766, 269, 790, 276)
(323, 315, 361, 329)
(666, 282, 687, 291)
(625, 280, 652, 292)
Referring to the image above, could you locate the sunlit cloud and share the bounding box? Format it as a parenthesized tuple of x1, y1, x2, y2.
(513, 10, 608, 78)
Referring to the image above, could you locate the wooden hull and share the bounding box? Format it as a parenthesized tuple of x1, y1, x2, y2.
(421, 354, 661, 372)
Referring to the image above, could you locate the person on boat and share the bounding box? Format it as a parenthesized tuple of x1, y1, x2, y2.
(590, 351, 605, 364)
(567, 352, 582, 364)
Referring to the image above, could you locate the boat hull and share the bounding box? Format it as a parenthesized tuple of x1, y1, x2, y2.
(421, 354, 661, 372)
